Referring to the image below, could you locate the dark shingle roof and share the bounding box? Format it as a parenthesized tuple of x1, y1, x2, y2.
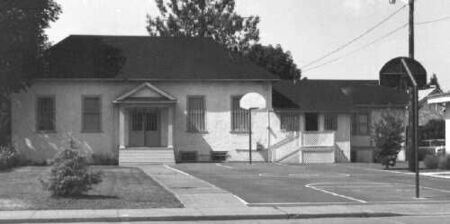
(41, 35, 277, 80)
(273, 79, 408, 111)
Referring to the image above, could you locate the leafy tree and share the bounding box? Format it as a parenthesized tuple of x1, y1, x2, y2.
(427, 73, 441, 90)
(246, 44, 301, 80)
(0, 0, 61, 96)
(0, 0, 60, 145)
(146, 0, 302, 80)
(372, 112, 405, 169)
(146, 0, 260, 51)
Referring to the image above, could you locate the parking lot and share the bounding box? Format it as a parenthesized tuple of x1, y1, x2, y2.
(173, 163, 450, 206)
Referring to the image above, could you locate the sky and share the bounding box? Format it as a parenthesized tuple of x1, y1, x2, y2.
(46, 0, 450, 91)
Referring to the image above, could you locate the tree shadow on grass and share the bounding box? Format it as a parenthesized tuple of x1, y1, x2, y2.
(60, 194, 120, 200)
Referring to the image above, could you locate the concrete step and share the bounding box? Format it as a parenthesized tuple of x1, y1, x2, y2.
(119, 149, 176, 165)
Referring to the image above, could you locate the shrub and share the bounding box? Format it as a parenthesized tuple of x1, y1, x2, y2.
(438, 155, 450, 170)
(423, 154, 439, 169)
(372, 112, 405, 169)
(41, 149, 102, 197)
(0, 145, 21, 170)
(91, 153, 118, 165)
(418, 148, 435, 161)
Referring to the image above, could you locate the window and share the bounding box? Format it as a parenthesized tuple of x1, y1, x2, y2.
(279, 112, 300, 132)
(131, 110, 143, 131)
(324, 113, 338, 131)
(187, 96, 206, 132)
(305, 113, 319, 131)
(36, 97, 55, 131)
(352, 113, 369, 135)
(231, 96, 249, 132)
(82, 96, 101, 132)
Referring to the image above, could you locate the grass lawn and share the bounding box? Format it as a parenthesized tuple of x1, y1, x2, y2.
(0, 166, 183, 210)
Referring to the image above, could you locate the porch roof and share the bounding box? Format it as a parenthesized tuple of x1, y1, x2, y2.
(113, 82, 177, 104)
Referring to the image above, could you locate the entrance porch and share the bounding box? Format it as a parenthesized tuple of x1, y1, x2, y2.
(114, 82, 177, 164)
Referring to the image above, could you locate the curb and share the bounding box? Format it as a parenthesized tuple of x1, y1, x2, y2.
(0, 212, 403, 223)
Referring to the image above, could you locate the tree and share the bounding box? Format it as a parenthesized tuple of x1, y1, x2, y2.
(0, 0, 61, 96)
(146, 0, 302, 80)
(0, 0, 61, 145)
(146, 0, 260, 51)
(246, 44, 301, 80)
(372, 112, 405, 169)
(427, 73, 441, 90)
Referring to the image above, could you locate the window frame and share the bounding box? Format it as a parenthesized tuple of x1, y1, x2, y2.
(352, 112, 370, 136)
(324, 113, 338, 131)
(186, 95, 207, 133)
(230, 95, 249, 133)
(81, 95, 102, 133)
(279, 111, 300, 132)
(36, 95, 56, 132)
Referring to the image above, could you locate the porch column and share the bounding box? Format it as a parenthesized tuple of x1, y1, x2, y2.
(318, 113, 325, 131)
(167, 105, 174, 148)
(119, 106, 126, 149)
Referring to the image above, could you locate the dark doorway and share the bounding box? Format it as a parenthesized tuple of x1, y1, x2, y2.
(305, 113, 319, 131)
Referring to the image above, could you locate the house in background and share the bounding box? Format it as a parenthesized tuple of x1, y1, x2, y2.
(428, 92, 450, 152)
(418, 86, 444, 126)
(269, 80, 409, 163)
(11, 35, 278, 164)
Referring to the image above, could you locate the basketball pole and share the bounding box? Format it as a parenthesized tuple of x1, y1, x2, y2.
(248, 108, 253, 164)
(401, 58, 420, 198)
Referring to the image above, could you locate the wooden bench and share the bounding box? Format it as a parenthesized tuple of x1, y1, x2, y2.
(211, 151, 228, 162)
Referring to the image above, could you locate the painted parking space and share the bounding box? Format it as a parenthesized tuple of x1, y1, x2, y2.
(173, 163, 450, 206)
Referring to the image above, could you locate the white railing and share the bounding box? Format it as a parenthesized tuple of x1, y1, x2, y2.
(269, 133, 301, 162)
(302, 131, 335, 147)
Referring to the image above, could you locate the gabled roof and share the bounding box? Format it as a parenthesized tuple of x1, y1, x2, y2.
(418, 87, 442, 105)
(428, 91, 450, 104)
(41, 35, 278, 81)
(113, 82, 176, 104)
(273, 79, 408, 111)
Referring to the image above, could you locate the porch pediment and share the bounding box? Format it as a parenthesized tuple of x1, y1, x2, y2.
(113, 82, 176, 104)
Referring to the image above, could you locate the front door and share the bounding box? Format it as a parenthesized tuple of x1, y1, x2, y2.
(129, 108, 161, 147)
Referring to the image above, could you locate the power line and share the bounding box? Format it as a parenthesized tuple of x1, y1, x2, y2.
(301, 5, 407, 70)
(416, 15, 450, 25)
(303, 23, 408, 73)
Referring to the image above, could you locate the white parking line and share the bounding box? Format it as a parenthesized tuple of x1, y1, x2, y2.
(305, 183, 367, 204)
(215, 163, 234, 169)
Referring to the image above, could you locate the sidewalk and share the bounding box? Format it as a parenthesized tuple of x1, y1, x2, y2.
(1, 164, 450, 223)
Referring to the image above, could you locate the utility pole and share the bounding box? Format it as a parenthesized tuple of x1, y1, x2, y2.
(390, 0, 419, 198)
(409, 0, 414, 59)
(408, 0, 419, 198)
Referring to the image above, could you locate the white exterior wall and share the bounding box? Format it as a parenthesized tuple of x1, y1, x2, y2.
(445, 104, 450, 154)
(11, 80, 272, 162)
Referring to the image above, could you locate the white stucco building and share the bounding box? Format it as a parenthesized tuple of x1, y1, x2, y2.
(11, 35, 409, 164)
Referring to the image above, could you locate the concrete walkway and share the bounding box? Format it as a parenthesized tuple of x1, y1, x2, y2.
(137, 164, 247, 208)
(2, 164, 450, 223)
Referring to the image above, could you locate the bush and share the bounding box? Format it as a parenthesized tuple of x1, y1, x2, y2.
(418, 148, 435, 161)
(372, 112, 405, 169)
(91, 153, 118, 165)
(0, 145, 21, 170)
(423, 154, 439, 169)
(438, 155, 450, 170)
(41, 149, 102, 197)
